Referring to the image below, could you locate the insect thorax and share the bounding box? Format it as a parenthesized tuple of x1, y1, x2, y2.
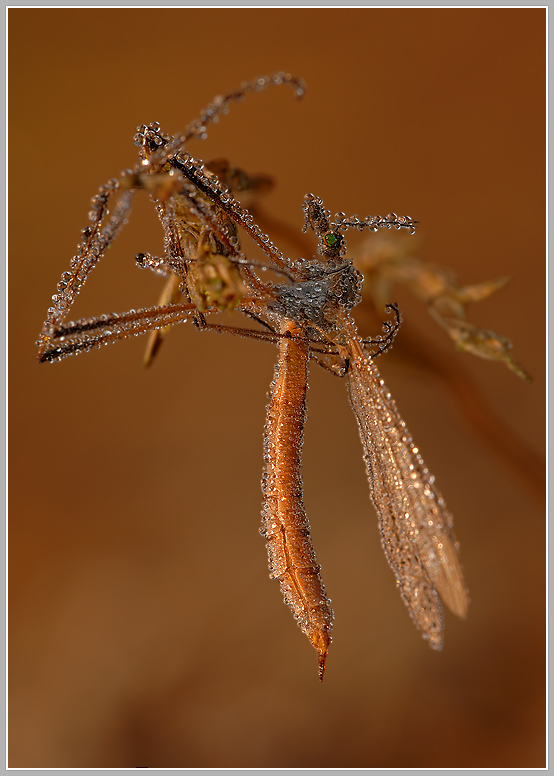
(271, 260, 363, 329)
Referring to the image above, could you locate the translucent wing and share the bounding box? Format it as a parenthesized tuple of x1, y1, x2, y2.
(346, 348, 468, 649)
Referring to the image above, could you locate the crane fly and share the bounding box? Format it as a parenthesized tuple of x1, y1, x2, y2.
(36, 73, 468, 680)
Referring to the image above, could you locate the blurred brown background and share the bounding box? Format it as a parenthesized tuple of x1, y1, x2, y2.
(9, 7, 545, 768)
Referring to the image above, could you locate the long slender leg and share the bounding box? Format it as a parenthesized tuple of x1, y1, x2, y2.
(38, 302, 200, 363)
(261, 323, 334, 679)
(36, 183, 134, 360)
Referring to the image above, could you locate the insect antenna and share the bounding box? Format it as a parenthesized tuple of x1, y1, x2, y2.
(332, 211, 419, 235)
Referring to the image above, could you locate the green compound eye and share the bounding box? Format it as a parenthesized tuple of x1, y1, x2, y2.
(324, 232, 339, 247)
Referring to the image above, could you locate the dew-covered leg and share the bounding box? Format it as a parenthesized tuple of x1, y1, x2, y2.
(38, 302, 200, 363)
(36, 182, 134, 360)
(181, 72, 306, 145)
(261, 324, 334, 679)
